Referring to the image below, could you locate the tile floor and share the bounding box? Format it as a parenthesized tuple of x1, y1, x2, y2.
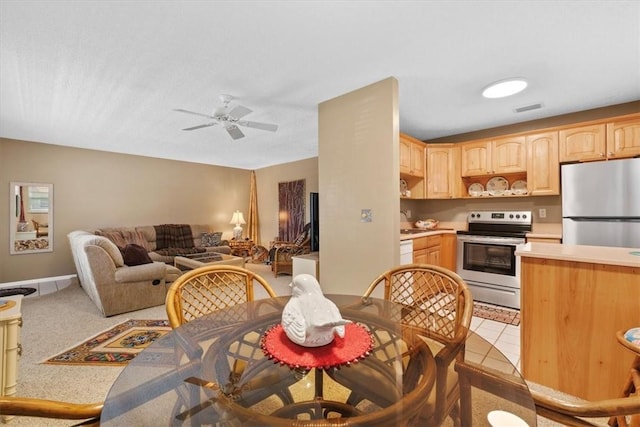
(468, 316, 522, 373)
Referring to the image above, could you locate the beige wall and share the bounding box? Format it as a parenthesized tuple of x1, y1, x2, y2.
(0, 138, 252, 282)
(318, 78, 399, 295)
(254, 157, 318, 247)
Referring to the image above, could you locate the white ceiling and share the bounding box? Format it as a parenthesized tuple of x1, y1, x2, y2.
(1, 1, 639, 170)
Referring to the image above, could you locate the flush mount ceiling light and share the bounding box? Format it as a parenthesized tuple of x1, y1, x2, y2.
(482, 78, 528, 99)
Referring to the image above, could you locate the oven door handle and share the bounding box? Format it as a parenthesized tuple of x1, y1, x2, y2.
(457, 235, 525, 245)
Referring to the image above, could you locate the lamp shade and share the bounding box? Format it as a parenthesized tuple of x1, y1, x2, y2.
(230, 210, 246, 225)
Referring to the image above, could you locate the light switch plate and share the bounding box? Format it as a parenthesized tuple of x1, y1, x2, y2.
(361, 209, 372, 222)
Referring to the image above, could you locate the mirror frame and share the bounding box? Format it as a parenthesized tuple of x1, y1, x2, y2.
(9, 182, 54, 255)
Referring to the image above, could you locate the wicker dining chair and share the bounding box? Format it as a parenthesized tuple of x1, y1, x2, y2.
(165, 264, 277, 328)
(361, 263, 473, 427)
(0, 396, 102, 425)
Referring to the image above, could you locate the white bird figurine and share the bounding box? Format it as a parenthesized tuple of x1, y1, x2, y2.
(281, 274, 351, 347)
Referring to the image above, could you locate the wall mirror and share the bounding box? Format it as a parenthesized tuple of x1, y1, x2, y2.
(9, 182, 53, 255)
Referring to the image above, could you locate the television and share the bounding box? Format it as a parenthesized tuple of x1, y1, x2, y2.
(310, 192, 319, 252)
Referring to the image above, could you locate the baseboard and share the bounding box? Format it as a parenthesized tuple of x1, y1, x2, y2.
(0, 274, 77, 296)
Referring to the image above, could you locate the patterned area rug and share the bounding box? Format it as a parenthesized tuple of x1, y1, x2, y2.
(473, 302, 520, 326)
(43, 319, 171, 366)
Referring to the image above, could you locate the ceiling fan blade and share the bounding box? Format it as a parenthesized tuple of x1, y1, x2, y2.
(227, 105, 252, 119)
(225, 124, 245, 140)
(182, 123, 217, 131)
(174, 109, 214, 119)
(237, 120, 278, 132)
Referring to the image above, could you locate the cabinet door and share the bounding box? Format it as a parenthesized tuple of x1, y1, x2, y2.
(426, 144, 458, 198)
(414, 249, 428, 264)
(606, 117, 640, 159)
(439, 234, 457, 271)
(526, 132, 559, 196)
(460, 140, 491, 176)
(410, 142, 425, 176)
(399, 137, 411, 174)
(559, 124, 606, 162)
(426, 247, 440, 265)
(492, 136, 526, 174)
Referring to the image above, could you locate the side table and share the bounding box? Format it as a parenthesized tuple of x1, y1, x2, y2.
(0, 295, 23, 422)
(229, 239, 254, 258)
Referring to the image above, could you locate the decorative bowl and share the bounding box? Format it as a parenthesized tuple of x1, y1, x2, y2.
(415, 219, 439, 230)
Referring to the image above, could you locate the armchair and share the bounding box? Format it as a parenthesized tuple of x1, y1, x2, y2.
(268, 223, 311, 277)
(31, 219, 48, 237)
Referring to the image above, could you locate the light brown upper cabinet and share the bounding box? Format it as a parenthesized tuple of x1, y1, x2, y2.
(526, 132, 560, 196)
(606, 116, 640, 159)
(460, 136, 526, 176)
(426, 144, 461, 199)
(460, 140, 491, 176)
(558, 124, 606, 162)
(399, 133, 425, 177)
(492, 136, 527, 174)
(559, 115, 640, 162)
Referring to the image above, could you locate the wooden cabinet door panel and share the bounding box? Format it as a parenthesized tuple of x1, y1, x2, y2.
(410, 142, 425, 176)
(559, 124, 606, 162)
(492, 136, 526, 173)
(461, 141, 491, 176)
(399, 137, 411, 174)
(526, 132, 559, 196)
(607, 117, 640, 159)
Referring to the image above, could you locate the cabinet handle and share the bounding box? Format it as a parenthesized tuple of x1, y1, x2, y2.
(599, 152, 605, 157)
(608, 152, 614, 157)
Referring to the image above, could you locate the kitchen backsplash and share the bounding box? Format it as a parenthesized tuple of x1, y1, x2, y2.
(401, 195, 562, 224)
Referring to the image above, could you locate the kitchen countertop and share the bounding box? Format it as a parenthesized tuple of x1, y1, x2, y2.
(400, 228, 458, 240)
(515, 242, 640, 268)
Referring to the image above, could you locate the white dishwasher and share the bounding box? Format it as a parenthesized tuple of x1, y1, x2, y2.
(400, 239, 413, 265)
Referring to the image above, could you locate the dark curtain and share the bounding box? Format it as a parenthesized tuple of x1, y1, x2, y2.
(278, 179, 305, 241)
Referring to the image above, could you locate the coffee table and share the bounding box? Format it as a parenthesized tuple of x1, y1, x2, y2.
(174, 253, 245, 271)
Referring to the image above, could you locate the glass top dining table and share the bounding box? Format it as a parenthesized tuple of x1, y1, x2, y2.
(100, 294, 537, 426)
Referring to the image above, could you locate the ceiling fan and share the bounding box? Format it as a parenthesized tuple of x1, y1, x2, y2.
(174, 94, 278, 140)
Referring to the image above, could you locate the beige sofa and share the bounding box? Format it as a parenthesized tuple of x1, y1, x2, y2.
(94, 224, 231, 264)
(68, 231, 182, 317)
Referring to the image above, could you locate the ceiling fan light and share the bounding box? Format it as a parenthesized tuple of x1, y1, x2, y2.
(482, 78, 528, 99)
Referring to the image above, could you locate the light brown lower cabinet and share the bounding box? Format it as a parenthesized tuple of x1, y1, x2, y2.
(412, 234, 456, 272)
(520, 257, 639, 401)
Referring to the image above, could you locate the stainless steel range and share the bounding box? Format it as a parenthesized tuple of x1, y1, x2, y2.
(456, 210, 532, 309)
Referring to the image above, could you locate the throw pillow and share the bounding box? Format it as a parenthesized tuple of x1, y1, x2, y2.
(121, 244, 153, 266)
(201, 232, 223, 247)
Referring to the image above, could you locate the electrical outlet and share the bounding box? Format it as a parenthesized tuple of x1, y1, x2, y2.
(539, 208, 547, 218)
(361, 209, 372, 222)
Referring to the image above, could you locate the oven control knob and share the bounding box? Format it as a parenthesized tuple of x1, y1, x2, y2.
(509, 214, 514, 219)
(523, 214, 527, 219)
(516, 214, 520, 219)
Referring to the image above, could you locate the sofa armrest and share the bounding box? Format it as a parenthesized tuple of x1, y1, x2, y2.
(114, 262, 166, 283)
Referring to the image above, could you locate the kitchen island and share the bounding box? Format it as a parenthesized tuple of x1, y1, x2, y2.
(516, 242, 640, 401)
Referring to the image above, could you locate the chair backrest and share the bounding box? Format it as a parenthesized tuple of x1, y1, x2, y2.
(166, 264, 276, 328)
(363, 263, 473, 341)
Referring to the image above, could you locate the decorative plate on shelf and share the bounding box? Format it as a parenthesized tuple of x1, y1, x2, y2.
(468, 183, 484, 197)
(486, 176, 509, 196)
(400, 179, 408, 196)
(511, 180, 528, 195)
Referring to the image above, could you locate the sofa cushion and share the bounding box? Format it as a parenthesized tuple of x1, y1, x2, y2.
(121, 244, 153, 266)
(201, 232, 223, 247)
(154, 224, 194, 249)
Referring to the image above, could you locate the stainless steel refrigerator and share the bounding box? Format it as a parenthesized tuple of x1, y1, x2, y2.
(561, 158, 640, 248)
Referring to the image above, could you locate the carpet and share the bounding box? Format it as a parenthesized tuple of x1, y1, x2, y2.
(473, 302, 520, 326)
(43, 319, 171, 366)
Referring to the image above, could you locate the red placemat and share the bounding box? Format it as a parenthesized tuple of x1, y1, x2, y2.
(261, 323, 373, 370)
